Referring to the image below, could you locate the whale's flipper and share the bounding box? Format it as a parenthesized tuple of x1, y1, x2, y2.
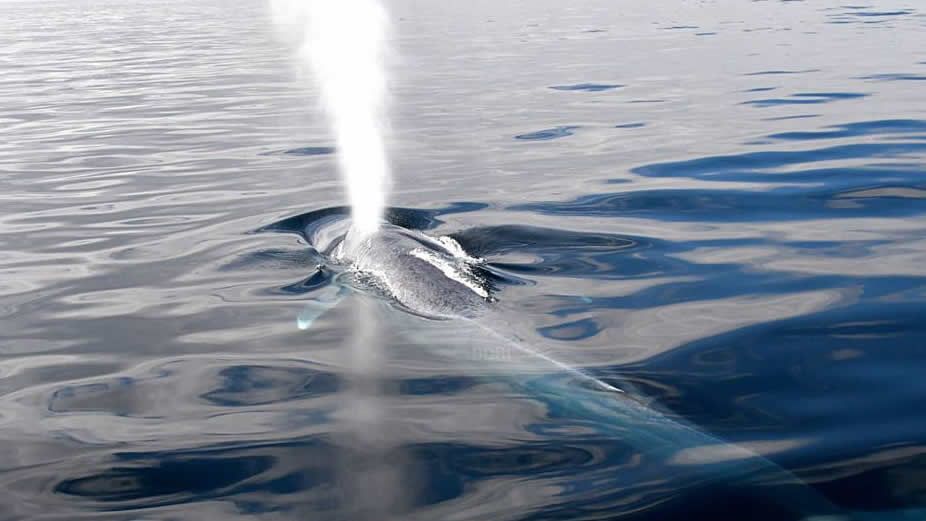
(296, 283, 351, 330)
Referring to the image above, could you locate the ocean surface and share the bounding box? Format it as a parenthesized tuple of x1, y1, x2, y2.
(2, 0, 926, 519)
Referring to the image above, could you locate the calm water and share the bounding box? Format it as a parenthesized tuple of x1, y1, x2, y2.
(2, 0, 926, 519)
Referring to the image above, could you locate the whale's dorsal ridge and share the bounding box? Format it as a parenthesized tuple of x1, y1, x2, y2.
(332, 223, 493, 320)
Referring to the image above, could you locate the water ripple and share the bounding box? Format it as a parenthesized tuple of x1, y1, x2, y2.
(515, 126, 579, 141)
(548, 83, 623, 92)
(743, 69, 820, 76)
(2, 1, 926, 519)
(742, 92, 868, 107)
(766, 119, 926, 140)
(858, 73, 926, 81)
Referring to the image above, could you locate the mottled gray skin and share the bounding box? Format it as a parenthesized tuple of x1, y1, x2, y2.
(335, 224, 491, 320)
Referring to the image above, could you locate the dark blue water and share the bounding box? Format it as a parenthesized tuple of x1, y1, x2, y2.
(2, 0, 926, 519)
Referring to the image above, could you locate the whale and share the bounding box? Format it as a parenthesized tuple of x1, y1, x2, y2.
(262, 211, 925, 521)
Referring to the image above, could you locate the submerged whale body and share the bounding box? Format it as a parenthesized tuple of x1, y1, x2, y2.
(262, 210, 924, 521)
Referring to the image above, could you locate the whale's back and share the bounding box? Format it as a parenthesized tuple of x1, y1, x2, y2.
(335, 224, 492, 319)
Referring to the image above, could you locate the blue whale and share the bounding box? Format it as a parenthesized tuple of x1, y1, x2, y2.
(265, 212, 924, 520)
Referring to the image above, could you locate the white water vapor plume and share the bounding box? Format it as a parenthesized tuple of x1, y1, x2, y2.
(271, 0, 392, 238)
